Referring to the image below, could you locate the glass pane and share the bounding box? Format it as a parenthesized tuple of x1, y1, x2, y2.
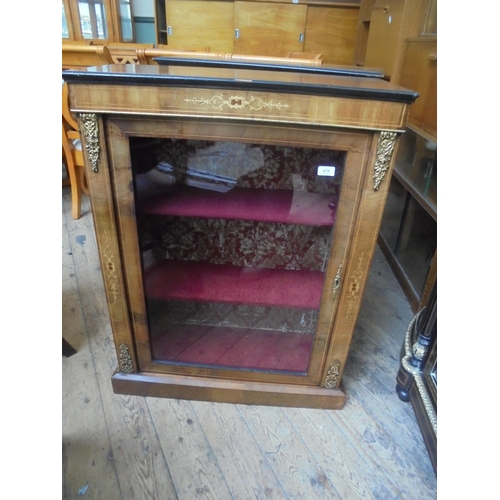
(394, 127, 437, 212)
(78, 0, 107, 39)
(120, 0, 133, 42)
(62, 3, 69, 38)
(394, 195, 436, 295)
(131, 138, 345, 374)
(380, 177, 408, 251)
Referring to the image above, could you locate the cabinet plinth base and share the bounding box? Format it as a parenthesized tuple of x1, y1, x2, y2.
(112, 372, 346, 409)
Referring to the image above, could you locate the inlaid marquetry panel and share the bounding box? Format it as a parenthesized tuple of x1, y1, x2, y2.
(69, 84, 409, 131)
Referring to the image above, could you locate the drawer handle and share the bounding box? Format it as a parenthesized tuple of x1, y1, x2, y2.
(427, 53, 437, 61)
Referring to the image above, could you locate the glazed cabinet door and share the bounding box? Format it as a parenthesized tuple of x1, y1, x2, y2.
(165, 0, 235, 52)
(233, 1, 307, 56)
(97, 116, 378, 389)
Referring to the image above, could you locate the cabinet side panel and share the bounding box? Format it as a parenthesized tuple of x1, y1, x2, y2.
(80, 114, 137, 373)
(323, 131, 400, 385)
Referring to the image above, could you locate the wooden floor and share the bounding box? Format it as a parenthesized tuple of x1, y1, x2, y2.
(62, 188, 437, 500)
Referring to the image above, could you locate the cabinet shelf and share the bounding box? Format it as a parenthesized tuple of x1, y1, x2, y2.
(140, 185, 337, 226)
(151, 323, 314, 374)
(144, 260, 325, 309)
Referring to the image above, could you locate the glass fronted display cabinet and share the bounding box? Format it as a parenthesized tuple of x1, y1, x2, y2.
(64, 61, 417, 408)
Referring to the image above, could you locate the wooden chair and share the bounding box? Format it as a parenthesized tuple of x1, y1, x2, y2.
(62, 44, 113, 70)
(230, 53, 323, 66)
(137, 49, 323, 67)
(286, 51, 323, 63)
(136, 48, 219, 65)
(62, 82, 89, 219)
(105, 42, 155, 64)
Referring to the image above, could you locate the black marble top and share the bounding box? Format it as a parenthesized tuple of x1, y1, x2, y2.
(62, 63, 419, 103)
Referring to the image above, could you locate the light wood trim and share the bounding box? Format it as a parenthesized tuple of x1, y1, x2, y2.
(286, 51, 323, 61)
(136, 49, 221, 64)
(62, 44, 114, 70)
(136, 49, 323, 66)
(230, 53, 322, 66)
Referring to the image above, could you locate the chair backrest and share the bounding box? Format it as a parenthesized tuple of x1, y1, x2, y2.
(105, 43, 155, 64)
(62, 82, 78, 131)
(286, 51, 323, 63)
(136, 48, 213, 65)
(62, 44, 113, 70)
(136, 49, 322, 67)
(231, 53, 322, 66)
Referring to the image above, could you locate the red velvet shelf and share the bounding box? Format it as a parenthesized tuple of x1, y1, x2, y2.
(151, 324, 313, 373)
(144, 260, 325, 310)
(140, 185, 337, 226)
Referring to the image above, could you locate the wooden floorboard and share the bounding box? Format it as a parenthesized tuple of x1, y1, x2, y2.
(62, 188, 437, 499)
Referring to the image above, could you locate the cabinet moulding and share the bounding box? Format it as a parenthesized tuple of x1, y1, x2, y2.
(118, 343, 134, 374)
(80, 113, 100, 173)
(373, 131, 397, 191)
(324, 360, 341, 388)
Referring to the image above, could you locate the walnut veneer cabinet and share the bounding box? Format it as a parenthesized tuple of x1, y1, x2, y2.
(63, 61, 417, 409)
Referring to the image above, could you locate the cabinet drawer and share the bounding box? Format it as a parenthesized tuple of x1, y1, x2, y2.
(398, 38, 437, 137)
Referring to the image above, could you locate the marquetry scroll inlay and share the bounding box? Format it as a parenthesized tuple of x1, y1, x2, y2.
(324, 360, 341, 389)
(118, 343, 134, 374)
(373, 131, 397, 191)
(184, 94, 290, 112)
(345, 252, 366, 318)
(80, 113, 100, 173)
(103, 230, 119, 303)
(332, 264, 343, 302)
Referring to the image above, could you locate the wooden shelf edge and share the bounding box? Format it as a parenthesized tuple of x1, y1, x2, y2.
(139, 186, 337, 227)
(112, 371, 346, 409)
(144, 260, 325, 309)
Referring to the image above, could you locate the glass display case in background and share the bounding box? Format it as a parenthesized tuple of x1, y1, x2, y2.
(379, 125, 437, 312)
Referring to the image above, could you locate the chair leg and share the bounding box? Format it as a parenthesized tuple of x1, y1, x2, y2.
(63, 337, 77, 357)
(79, 165, 90, 197)
(62, 152, 71, 187)
(62, 128, 82, 220)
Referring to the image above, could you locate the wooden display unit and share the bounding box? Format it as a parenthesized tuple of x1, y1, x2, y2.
(63, 61, 417, 409)
(156, 0, 360, 65)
